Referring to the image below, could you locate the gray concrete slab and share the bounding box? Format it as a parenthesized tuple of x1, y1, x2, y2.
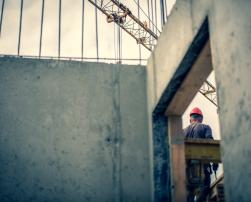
(210, 1, 251, 201)
(0, 57, 151, 202)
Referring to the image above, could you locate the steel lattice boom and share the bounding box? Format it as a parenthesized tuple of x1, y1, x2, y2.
(88, 0, 158, 51)
(199, 80, 217, 106)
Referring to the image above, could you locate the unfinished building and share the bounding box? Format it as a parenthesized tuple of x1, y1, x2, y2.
(0, 0, 251, 202)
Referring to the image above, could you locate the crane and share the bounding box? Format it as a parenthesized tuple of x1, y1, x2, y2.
(88, 0, 218, 106)
(199, 80, 217, 107)
(88, 0, 158, 51)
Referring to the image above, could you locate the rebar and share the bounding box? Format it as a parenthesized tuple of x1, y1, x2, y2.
(18, 0, 24, 55)
(39, 0, 45, 57)
(0, 0, 5, 37)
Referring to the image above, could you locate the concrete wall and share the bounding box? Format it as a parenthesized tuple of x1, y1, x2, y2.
(147, 0, 251, 201)
(0, 57, 151, 202)
(210, 1, 251, 201)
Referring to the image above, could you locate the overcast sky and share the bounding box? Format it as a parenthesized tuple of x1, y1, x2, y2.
(0, 0, 175, 62)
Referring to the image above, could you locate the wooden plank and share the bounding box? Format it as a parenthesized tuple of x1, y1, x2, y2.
(185, 139, 221, 162)
(168, 115, 186, 202)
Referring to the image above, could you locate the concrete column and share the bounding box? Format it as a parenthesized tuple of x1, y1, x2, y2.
(210, 1, 251, 201)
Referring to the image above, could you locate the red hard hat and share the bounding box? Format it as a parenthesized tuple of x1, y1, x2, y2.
(190, 107, 203, 116)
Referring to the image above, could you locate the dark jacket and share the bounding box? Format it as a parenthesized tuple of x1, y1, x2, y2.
(184, 122, 214, 176)
(184, 122, 215, 201)
(184, 122, 213, 139)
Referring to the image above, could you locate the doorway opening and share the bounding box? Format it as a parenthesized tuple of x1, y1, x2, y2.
(152, 18, 224, 202)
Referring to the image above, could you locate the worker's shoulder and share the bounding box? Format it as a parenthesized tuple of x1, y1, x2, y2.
(195, 123, 212, 130)
(184, 123, 198, 130)
(183, 123, 211, 130)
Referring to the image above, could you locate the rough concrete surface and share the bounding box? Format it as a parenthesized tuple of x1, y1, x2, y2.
(147, 0, 251, 201)
(210, 1, 251, 201)
(0, 57, 151, 202)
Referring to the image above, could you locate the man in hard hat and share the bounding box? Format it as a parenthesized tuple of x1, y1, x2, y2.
(184, 107, 218, 202)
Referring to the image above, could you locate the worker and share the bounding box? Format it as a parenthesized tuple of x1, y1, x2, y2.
(137, 37, 146, 44)
(184, 107, 218, 202)
(106, 9, 129, 24)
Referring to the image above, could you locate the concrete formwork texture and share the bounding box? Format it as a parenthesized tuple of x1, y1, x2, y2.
(0, 58, 151, 202)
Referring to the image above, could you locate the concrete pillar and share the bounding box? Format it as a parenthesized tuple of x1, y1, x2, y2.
(210, 1, 251, 201)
